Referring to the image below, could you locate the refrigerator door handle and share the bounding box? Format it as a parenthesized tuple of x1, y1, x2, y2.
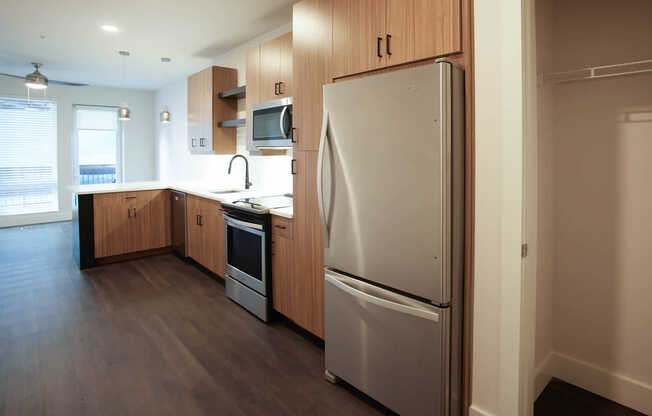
(317, 109, 330, 248)
(325, 272, 440, 322)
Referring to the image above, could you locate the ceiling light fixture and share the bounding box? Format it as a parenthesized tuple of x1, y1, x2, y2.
(118, 50, 130, 121)
(160, 105, 171, 123)
(161, 57, 171, 63)
(24, 63, 48, 90)
(101, 25, 119, 33)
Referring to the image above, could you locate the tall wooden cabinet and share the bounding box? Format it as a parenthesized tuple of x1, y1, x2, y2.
(292, 0, 333, 151)
(187, 66, 238, 154)
(186, 195, 226, 277)
(93, 190, 171, 259)
(332, 0, 461, 78)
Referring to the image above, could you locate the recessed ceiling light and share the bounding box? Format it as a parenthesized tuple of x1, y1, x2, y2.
(101, 25, 119, 33)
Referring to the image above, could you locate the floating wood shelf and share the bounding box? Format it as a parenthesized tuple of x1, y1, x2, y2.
(218, 118, 246, 128)
(218, 85, 246, 99)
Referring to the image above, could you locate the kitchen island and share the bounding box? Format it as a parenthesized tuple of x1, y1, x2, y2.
(71, 181, 293, 269)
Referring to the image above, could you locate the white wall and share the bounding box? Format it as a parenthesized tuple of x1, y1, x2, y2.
(471, 0, 529, 415)
(0, 77, 156, 227)
(535, 0, 652, 413)
(154, 24, 294, 194)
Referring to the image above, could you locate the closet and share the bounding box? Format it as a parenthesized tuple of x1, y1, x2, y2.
(534, 0, 652, 414)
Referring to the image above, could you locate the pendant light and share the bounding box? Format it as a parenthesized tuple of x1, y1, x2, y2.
(118, 50, 130, 121)
(160, 105, 171, 123)
(159, 58, 171, 123)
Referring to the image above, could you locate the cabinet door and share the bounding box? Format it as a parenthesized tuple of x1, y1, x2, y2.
(149, 190, 171, 249)
(125, 192, 151, 253)
(199, 199, 225, 277)
(413, 0, 461, 60)
(332, 0, 386, 78)
(293, 0, 332, 151)
(260, 37, 281, 102)
(187, 72, 201, 151)
(93, 193, 128, 258)
(186, 195, 202, 262)
(293, 151, 324, 337)
(277, 32, 293, 98)
(272, 235, 294, 316)
(198, 67, 213, 151)
(246, 46, 261, 108)
(386, 0, 415, 66)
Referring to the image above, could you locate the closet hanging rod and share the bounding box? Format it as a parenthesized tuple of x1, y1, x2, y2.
(539, 58, 652, 84)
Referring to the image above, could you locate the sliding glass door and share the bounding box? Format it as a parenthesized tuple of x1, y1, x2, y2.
(73, 106, 122, 185)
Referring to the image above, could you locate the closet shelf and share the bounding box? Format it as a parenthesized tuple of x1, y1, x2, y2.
(218, 118, 246, 128)
(539, 59, 652, 84)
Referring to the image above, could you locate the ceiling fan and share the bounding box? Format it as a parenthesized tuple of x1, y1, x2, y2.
(0, 62, 89, 89)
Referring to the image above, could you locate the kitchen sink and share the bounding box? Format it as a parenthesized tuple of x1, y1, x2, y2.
(210, 189, 242, 194)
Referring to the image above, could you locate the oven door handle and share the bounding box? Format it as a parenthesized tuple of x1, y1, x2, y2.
(224, 215, 264, 231)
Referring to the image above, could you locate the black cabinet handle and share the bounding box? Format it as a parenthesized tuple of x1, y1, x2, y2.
(196, 214, 200, 225)
(274, 82, 279, 95)
(386, 34, 392, 56)
(128, 208, 131, 218)
(274, 225, 287, 230)
(377, 37, 383, 58)
(199, 215, 203, 226)
(278, 81, 284, 95)
(133, 208, 136, 218)
(291, 159, 297, 175)
(291, 127, 297, 143)
(125, 196, 136, 200)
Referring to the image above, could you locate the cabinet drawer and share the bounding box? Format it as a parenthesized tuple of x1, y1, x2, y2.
(271, 215, 293, 239)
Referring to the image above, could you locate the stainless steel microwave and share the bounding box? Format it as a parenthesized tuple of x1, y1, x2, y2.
(251, 97, 293, 149)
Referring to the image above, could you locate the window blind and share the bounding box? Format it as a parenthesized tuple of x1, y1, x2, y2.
(0, 97, 58, 216)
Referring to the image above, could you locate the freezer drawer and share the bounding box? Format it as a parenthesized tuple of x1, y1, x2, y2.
(324, 269, 450, 416)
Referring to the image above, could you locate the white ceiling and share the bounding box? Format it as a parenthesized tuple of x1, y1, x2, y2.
(0, 0, 295, 90)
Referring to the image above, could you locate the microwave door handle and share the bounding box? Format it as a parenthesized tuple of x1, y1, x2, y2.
(279, 105, 289, 139)
(317, 109, 330, 248)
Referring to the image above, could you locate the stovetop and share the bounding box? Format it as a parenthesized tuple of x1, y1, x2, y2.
(222, 194, 293, 214)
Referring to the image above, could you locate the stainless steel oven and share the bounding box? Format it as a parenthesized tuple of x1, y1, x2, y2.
(224, 209, 271, 321)
(251, 97, 293, 149)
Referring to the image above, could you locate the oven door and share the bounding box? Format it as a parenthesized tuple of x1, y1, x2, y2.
(251, 97, 293, 148)
(224, 214, 267, 295)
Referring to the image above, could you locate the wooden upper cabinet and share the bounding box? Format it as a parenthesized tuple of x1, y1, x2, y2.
(332, 0, 386, 78)
(260, 39, 281, 102)
(187, 66, 237, 154)
(413, 0, 461, 60)
(246, 46, 261, 110)
(293, 0, 333, 151)
(386, 0, 415, 66)
(331, 0, 461, 78)
(258, 32, 294, 103)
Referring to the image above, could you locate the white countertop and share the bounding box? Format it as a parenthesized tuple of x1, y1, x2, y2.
(269, 206, 293, 219)
(70, 181, 294, 218)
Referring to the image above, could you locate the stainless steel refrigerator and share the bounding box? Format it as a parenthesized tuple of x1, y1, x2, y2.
(319, 61, 465, 416)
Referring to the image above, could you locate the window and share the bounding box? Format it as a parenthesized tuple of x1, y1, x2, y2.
(0, 97, 58, 216)
(74, 106, 121, 185)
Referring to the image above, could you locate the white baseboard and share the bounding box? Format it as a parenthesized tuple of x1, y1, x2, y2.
(0, 211, 72, 228)
(534, 352, 553, 400)
(537, 351, 652, 415)
(469, 404, 494, 416)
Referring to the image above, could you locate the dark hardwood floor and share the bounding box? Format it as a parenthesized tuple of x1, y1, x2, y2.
(0, 221, 383, 416)
(535, 378, 646, 416)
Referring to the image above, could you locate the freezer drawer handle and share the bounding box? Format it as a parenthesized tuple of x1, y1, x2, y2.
(325, 273, 440, 322)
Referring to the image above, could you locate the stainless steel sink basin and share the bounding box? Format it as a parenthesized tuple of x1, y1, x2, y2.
(210, 189, 242, 194)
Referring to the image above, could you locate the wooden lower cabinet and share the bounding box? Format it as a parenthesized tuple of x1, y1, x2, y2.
(272, 232, 294, 317)
(292, 151, 324, 338)
(93, 190, 171, 259)
(186, 195, 226, 278)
